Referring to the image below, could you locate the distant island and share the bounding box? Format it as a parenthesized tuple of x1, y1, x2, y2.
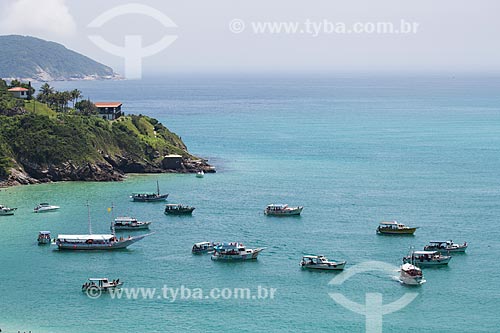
(0, 35, 119, 81)
(0, 80, 214, 187)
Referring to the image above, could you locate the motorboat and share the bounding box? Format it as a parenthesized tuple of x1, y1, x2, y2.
(131, 180, 169, 202)
(34, 203, 60, 213)
(164, 204, 195, 215)
(82, 278, 123, 292)
(399, 263, 426, 285)
(300, 255, 346, 270)
(55, 203, 152, 250)
(211, 242, 264, 261)
(0, 204, 17, 216)
(264, 204, 303, 216)
(192, 241, 217, 254)
(112, 216, 151, 231)
(37, 231, 51, 245)
(424, 240, 467, 253)
(196, 171, 204, 178)
(376, 221, 417, 235)
(403, 250, 451, 267)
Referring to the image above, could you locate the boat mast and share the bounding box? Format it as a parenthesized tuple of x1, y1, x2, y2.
(87, 201, 92, 235)
(110, 203, 115, 235)
(157, 180, 160, 195)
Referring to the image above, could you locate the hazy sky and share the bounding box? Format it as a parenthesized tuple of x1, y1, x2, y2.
(1, 0, 499, 76)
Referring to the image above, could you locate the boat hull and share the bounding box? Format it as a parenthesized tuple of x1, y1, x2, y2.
(424, 245, 467, 253)
(264, 207, 303, 216)
(0, 208, 17, 216)
(404, 257, 451, 266)
(114, 224, 150, 231)
(164, 208, 195, 215)
(56, 234, 150, 251)
(132, 195, 168, 202)
(34, 208, 59, 213)
(301, 261, 346, 270)
(377, 228, 417, 235)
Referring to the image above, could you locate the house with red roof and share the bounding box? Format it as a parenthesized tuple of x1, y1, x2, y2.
(8, 87, 29, 99)
(94, 102, 123, 120)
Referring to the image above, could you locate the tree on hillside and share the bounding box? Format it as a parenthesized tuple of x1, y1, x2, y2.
(70, 89, 82, 108)
(75, 99, 98, 116)
(36, 83, 55, 105)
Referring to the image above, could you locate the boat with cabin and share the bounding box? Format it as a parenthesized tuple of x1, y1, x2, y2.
(196, 171, 204, 178)
(0, 204, 17, 216)
(37, 231, 51, 245)
(164, 204, 195, 215)
(82, 278, 123, 292)
(112, 216, 151, 231)
(264, 204, 303, 216)
(403, 250, 451, 267)
(55, 204, 151, 250)
(399, 263, 426, 285)
(424, 240, 467, 253)
(131, 181, 169, 202)
(192, 241, 217, 254)
(300, 255, 346, 270)
(211, 242, 264, 261)
(34, 203, 60, 213)
(376, 221, 417, 235)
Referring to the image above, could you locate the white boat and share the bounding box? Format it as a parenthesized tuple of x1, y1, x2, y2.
(34, 203, 60, 213)
(403, 250, 451, 267)
(0, 204, 17, 216)
(400, 263, 426, 285)
(196, 171, 204, 178)
(211, 242, 264, 261)
(192, 241, 217, 254)
(37, 231, 51, 245)
(264, 204, 303, 216)
(82, 278, 123, 292)
(424, 240, 467, 253)
(300, 255, 346, 270)
(113, 216, 151, 231)
(55, 203, 151, 251)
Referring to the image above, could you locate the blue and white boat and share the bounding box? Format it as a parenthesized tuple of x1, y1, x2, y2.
(192, 241, 217, 254)
(211, 242, 264, 261)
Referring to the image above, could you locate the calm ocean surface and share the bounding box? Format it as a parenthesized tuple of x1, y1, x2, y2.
(1, 76, 500, 332)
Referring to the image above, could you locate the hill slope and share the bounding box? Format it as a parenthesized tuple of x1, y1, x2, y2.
(0, 35, 118, 81)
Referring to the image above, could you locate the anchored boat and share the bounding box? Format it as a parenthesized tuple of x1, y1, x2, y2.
(300, 255, 346, 270)
(0, 204, 17, 216)
(34, 203, 60, 213)
(399, 263, 426, 285)
(424, 240, 467, 253)
(164, 204, 195, 215)
(192, 241, 217, 254)
(211, 242, 264, 261)
(376, 221, 417, 235)
(37, 231, 51, 245)
(403, 250, 451, 267)
(131, 180, 169, 202)
(82, 278, 123, 292)
(112, 216, 151, 231)
(264, 204, 303, 216)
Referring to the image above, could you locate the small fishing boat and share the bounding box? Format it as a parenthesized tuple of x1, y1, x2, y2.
(264, 204, 303, 216)
(192, 241, 217, 254)
(399, 263, 426, 285)
(196, 171, 204, 178)
(403, 250, 451, 267)
(211, 242, 264, 261)
(112, 216, 151, 231)
(131, 180, 169, 202)
(424, 240, 467, 253)
(34, 203, 60, 213)
(0, 204, 17, 216)
(300, 255, 346, 270)
(82, 278, 123, 292)
(164, 204, 195, 215)
(37, 231, 51, 245)
(376, 221, 417, 235)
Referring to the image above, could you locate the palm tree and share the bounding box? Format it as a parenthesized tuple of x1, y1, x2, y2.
(37, 83, 54, 104)
(70, 89, 82, 108)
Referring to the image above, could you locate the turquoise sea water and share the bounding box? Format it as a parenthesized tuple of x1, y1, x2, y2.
(1, 76, 500, 332)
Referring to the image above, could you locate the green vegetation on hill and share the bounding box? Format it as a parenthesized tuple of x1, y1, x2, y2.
(0, 35, 117, 81)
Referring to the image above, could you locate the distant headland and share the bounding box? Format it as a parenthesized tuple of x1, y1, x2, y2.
(0, 35, 120, 81)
